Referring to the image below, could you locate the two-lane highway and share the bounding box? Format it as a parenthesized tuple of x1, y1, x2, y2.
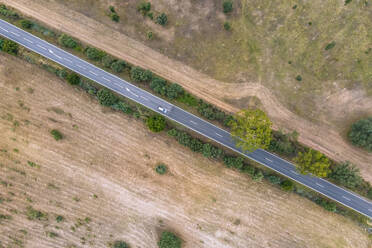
(1, 19, 371, 219)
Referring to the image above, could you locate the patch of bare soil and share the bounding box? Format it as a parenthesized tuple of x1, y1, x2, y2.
(4, 0, 372, 184)
(0, 53, 370, 247)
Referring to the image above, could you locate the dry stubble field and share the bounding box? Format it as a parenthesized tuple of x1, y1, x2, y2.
(4, 0, 372, 182)
(0, 52, 370, 247)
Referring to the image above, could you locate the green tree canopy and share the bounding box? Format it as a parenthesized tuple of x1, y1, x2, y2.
(294, 149, 331, 177)
(229, 109, 272, 152)
(130, 67, 153, 82)
(158, 231, 181, 248)
(85, 47, 106, 61)
(156, 13, 168, 26)
(66, 73, 80, 85)
(1, 40, 19, 55)
(223, 1, 233, 13)
(146, 115, 166, 132)
(329, 161, 363, 189)
(97, 88, 117, 106)
(348, 117, 372, 152)
(58, 34, 78, 48)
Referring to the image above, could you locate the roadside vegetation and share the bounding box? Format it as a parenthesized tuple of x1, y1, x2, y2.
(0, 4, 371, 226)
(348, 117, 372, 152)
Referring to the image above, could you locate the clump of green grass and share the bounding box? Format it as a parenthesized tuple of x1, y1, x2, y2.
(50, 129, 63, 141)
(26, 206, 48, 221)
(155, 164, 168, 175)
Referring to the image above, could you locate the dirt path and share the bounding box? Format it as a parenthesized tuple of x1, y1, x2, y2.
(0, 53, 370, 248)
(5, 0, 372, 182)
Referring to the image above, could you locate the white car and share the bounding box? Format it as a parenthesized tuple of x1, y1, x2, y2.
(158, 106, 168, 114)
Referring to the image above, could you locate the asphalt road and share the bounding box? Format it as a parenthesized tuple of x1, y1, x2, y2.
(1, 19, 371, 219)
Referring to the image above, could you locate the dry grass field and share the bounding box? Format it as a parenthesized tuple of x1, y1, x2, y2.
(4, 0, 372, 183)
(0, 53, 370, 247)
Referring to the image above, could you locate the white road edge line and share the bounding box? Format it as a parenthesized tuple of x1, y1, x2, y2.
(89, 71, 98, 76)
(316, 183, 324, 188)
(342, 196, 351, 201)
(265, 158, 273, 162)
(0, 27, 9, 32)
(23, 37, 33, 43)
(37, 44, 47, 50)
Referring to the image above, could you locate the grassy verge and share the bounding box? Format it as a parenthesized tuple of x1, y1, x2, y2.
(0, 3, 370, 228)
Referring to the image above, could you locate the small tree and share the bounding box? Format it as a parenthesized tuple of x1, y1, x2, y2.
(229, 109, 272, 152)
(348, 117, 372, 152)
(2, 40, 19, 55)
(137, 2, 151, 15)
(130, 67, 153, 82)
(20, 19, 33, 29)
(294, 149, 331, 177)
(252, 170, 264, 182)
(223, 1, 233, 13)
(111, 13, 120, 22)
(66, 73, 80, 85)
(166, 83, 184, 99)
(58, 34, 78, 48)
(147, 115, 166, 132)
(150, 78, 167, 95)
(85, 47, 106, 61)
(102, 55, 116, 68)
(111, 60, 126, 73)
(280, 180, 294, 191)
(156, 13, 168, 26)
(50, 129, 63, 141)
(223, 22, 231, 31)
(158, 231, 181, 248)
(97, 88, 117, 106)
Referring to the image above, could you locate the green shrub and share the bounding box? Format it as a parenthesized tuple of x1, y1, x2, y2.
(50, 129, 63, 141)
(111, 101, 133, 114)
(189, 138, 203, 152)
(315, 198, 336, 212)
(280, 180, 294, 191)
(130, 67, 153, 82)
(269, 131, 297, 157)
(295, 75, 302, 81)
(156, 13, 168, 26)
(20, 19, 33, 29)
(58, 34, 78, 48)
(158, 231, 181, 248)
(348, 117, 372, 151)
(268, 175, 281, 185)
(97, 89, 118, 106)
(111, 60, 126, 73)
(329, 162, 363, 189)
(56, 215, 64, 223)
(223, 1, 233, 13)
(111, 13, 120, 22)
(147, 115, 166, 132)
(223, 156, 244, 170)
(224, 22, 231, 31)
(0, 4, 19, 19)
(109, 6, 115, 13)
(26, 206, 48, 221)
(155, 164, 168, 175)
(150, 77, 167, 95)
(252, 170, 264, 182)
(112, 240, 129, 248)
(325, 41, 336, 51)
(147, 31, 154, 40)
(102, 55, 116, 68)
(167, 128, 178, 137)
(66, 73, 80, 85)
(137, 2, 151, 15)
(345, 0, 352, 5)
(85, 47, 106, 61)
(178, 93, 198, 107)
(1, 40, 19, 55)
(166, 83, 184, 99)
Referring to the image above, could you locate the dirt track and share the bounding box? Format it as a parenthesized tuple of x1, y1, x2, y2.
(4, 0, 372, 183)
(0, 52, 370, 248)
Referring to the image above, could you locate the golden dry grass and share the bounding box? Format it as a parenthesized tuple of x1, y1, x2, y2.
(0, 52, 370, 247)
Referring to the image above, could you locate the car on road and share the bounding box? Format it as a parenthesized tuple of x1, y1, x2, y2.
(158, 106, 168, 114)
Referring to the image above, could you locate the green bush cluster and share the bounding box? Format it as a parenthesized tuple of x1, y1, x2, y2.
(58, 34, 78, 49)
(26, 206, 48, 221)
(130, 67, 153, 82)
(329, 162, 363, 190)
(112, 241, 129, 248)
(20, 19, 33, 29)
(348, 117, 372, 152)
(156, 13, 168, 26)
(158, 231, 181, 248)
(224, 22, 231, 31)
(111, 101, 133, 114)
(155, 164, 168, 175)
(0, 4, 19, 19)
(150, 77, 184, 100)
(147, 115, 166, 132)
(97, 88, 118, 106)
(280, 180, 294, 191)
(0, 39, 19, 55)
(269, 130, 299, 158)
(137, 2, 151, 15)
(223, 1, 233, 13)
(85, 47, 106, 61)
(197, 100, 231, 123)
(315, 198, 337, 212)
(66, 73, 80, 85)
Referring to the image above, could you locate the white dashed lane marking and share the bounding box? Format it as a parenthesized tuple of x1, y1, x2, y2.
(37, 44, 47, 50)
(102, 77, 111, 82)
(215, 133, 223, 137)
(140, 96, 148, 101)
(64, 57, 72, 63)
(77, 64, 86, 69)
(89, 71, 98, 76)
(10, 31, 19, 36)
(0, 27, 9, 32)
(190, 120, 197, 125)
(290, 170, 299, 175)
(23, 37, 33, 43)
(265, 158, 273, 162)
(342, 196, 351, 201)
(316, 183, 324, 188)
